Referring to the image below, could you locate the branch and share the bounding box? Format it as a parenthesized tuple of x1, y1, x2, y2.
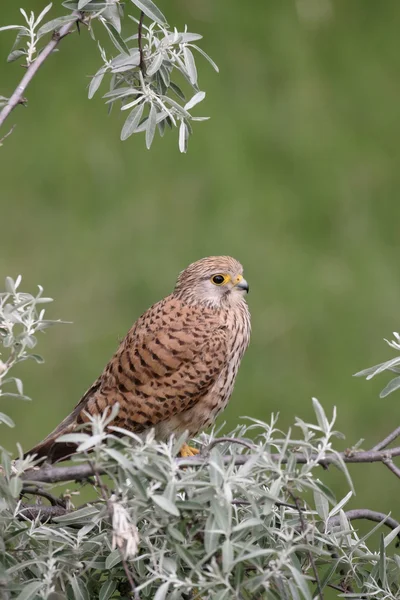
(0, 16, 80, 130)
(288, 491, 324, 600)
(372, 425, 400, 451)
(18, 503, 68, 522)
(328, 509, 400, 542)
(22, 444, 400, 484)
(138, 10, 145, 74)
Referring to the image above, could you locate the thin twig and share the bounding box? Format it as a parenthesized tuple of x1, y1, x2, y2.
(204, 437, 255, 453)
(0, 15, 80, 130)
(372, 426, 400, 451)
(383, 457, 400, 479)
(288, 491, 324, 600)
(0, 124, 16, 145)
(138, 10, 146, 74)
(21, 485, 66, 507)
(18, 503, 68, 521)
(328, 509, 400, 542)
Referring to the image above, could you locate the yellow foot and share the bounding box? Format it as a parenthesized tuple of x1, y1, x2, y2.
(180, 443, 200, 458)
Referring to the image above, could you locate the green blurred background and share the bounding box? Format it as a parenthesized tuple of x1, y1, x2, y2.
(1, 0, 400, 524)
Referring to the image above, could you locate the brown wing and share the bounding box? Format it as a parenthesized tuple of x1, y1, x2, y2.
(81, 311, 228, 432)
(25, 297, 227, 461)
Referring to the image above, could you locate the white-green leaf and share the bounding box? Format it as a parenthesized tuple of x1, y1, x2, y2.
(0, 412, 15, 427)
(101, 20, 130, 55)
(379, 375, 400, 398)
(88, 67, 107, 99)
(105, 548, 121, 569)
(154, 582, 170, 600)
(184, 91, 205, 111)
(37, 15, 76, 38)
(146, 103, 157, 149)
(15, 582, 43, 600)
(130, 0, 166, 25)
(312, 397, 328, 432)
(189, 44, 219, 72)
(34, 3, 53, 27)
(78, 0, 93, 8)
(99, 580, 117, 600)
(121, 102, 145, 140)
(183, 46, 197, 85)
(178, 121, 188, 153)
(152, 494, 180, 516)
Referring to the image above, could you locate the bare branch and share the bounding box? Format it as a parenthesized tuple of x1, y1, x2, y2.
(383, 457, 400, 479)
(138, 10, 145, 74)
(18, 503, 69, 522)
(372, 425, 400, 451)
(328, 509, 400, 542)
(0, 16, 80, 130)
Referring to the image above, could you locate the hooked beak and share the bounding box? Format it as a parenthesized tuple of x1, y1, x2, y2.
(233, 274, 249, 293)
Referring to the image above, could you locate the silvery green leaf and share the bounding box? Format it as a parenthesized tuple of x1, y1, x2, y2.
(145, 104, 157, 149)
(178, 33, 203, 43)
(178, 121, 188, 153)
(78, 0, 93, 8)
(7, 50, 27, 63)
(379, 375, 400, 397)
(105, 549, 121, 569)
(55, 506, 99, 524)
(104, 447, 132, 469)
(222, 539, 233, 573)
(103, 3, 122, 32)
(288, 564, 312, 600)
(183, 46, 197, 85)
(312, 397, 328, 432)
(101, 20, 130, 55)
(9, 476, 22, 498)
(37, 15, 76, 38)
(184, 91, 205, 111)
(189, 44, 219, 72)
(161, 96, 190, 118)
(34, 3, 53, 27)
(383, 524, 400, 548)
(154, 582, 170, 600)
(313, 489, 329, 520)
(121, 95, 144, 111)
(5, 277, 15, 293)
(152, 494, 180, 516)
(0, 413, 15, 427)
(146, 52, 164, 77)
(15, 582, 43, 600)
(169, 81, 185, 101)
(159, 64, 170, 87)
(130, 0, 167, 26)
(99, 580, 117, 600)
(327, 491, 352, 519)
(69, 576, 90, 600)
(88, 67, 107, 99)
(56, 433, 90, 443)
(157, 118, 166, 137)
(121, 102, 145, 140)
(0, 25, 25, 33)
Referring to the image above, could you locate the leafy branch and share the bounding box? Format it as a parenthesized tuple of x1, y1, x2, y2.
(0, 0, 219, 151)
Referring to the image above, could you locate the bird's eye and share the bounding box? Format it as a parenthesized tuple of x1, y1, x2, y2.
(211, 274, 226, 286)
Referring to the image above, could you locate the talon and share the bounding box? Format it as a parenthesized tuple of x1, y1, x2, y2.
(180, 443, 199, 458)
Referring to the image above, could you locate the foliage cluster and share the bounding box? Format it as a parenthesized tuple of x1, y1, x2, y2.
(0, 0, 218, 151)
(0, 278, 400, 600)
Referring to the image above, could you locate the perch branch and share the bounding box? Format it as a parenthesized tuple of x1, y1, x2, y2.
(0, 16, 80, 130)
(22, 444, 400, 484)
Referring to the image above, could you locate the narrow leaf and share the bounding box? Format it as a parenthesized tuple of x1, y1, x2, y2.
(130, 0, 166, 25)
(121, 102, 145, 140)
(145, 103, 157, 149)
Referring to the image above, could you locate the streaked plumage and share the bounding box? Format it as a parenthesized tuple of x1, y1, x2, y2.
(26, 256, 251, 462)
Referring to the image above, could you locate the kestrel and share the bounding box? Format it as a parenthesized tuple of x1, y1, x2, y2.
(26, 256, 250, 462)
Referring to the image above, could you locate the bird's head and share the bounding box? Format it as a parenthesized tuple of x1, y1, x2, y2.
(174, 256, 249, 308)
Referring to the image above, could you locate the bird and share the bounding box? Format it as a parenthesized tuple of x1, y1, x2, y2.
(25, 256, 251, 463)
